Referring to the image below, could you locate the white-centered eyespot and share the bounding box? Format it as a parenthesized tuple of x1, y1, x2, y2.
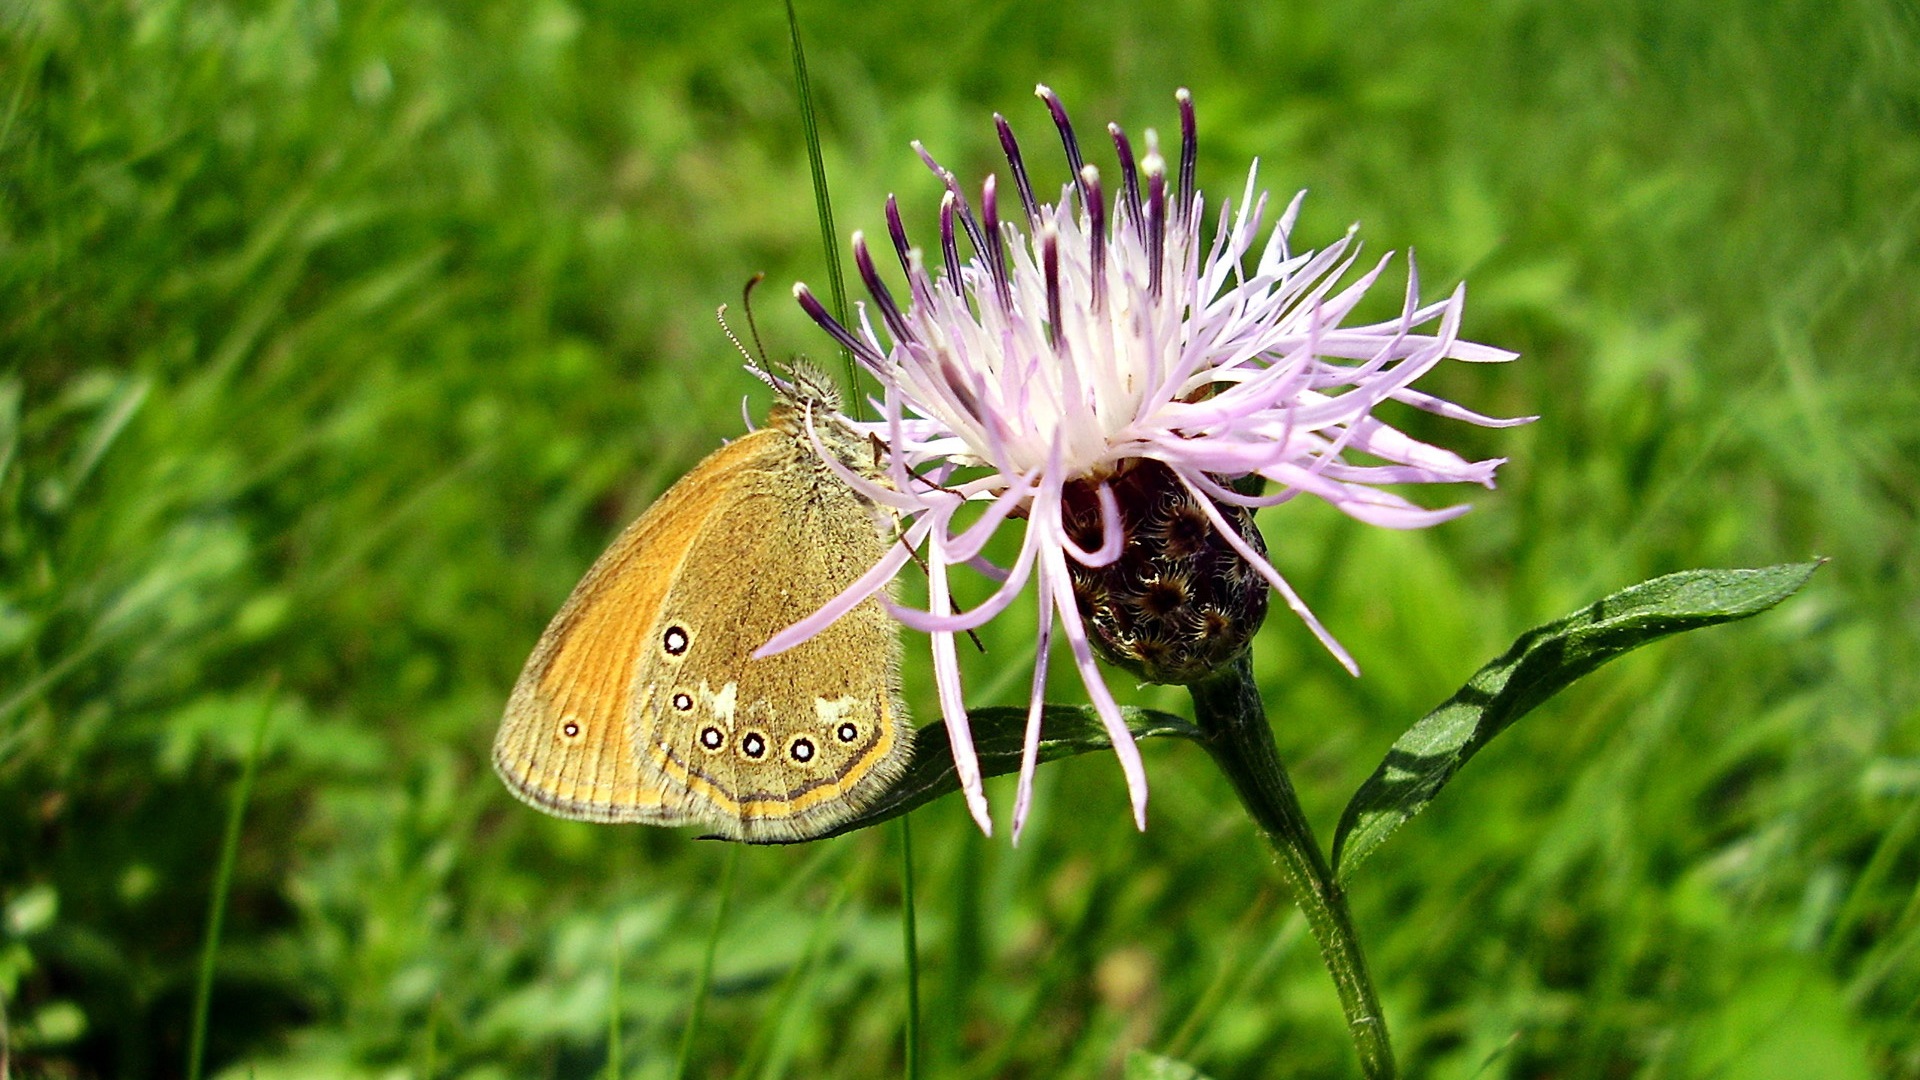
(662, 625, 690, 656)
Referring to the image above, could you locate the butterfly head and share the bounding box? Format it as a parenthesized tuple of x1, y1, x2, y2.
(751, 361, 880, 475)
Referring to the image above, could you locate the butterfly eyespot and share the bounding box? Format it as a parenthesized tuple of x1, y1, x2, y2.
(662, 625, 690, 656)
(836, 722, 859, 743)
(561, 720, 581, 739)
(740, 731, 767, 760)
(789, 737, 816, 764)
(699, 726, 726, 752)
(671, 691, 693, 712)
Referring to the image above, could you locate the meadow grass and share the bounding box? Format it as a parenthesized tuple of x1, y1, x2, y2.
(2, 0, 1917, 1077)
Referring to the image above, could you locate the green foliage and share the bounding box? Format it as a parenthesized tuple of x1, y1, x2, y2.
(1126, 1048, 1218, 1080)
(1332, 563, 1822, 883)
(815, 706, 1200, 839)
(3, 0, 1916, 1078)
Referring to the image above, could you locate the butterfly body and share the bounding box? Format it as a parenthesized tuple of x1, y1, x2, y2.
(494, 381, 909, 843)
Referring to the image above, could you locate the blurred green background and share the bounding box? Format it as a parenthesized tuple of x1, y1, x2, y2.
(3, 0, 1917, 1076)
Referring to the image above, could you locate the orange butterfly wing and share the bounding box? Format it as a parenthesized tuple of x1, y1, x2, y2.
(493, 430, 783, 824)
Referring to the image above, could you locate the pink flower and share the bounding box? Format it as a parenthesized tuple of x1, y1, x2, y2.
(772, 87, 1529, 840)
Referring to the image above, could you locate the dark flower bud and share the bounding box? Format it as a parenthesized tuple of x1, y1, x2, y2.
(1062, 459, 1269, 685)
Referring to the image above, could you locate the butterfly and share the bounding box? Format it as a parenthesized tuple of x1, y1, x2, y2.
(493, 368, 910, 842)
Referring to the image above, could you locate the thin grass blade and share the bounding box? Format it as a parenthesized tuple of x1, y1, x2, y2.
(782, 0, 859, 402)
(898, 817, 920, 1080)
(673, 843, 740, 1080)
(186, 682, 278, 1080)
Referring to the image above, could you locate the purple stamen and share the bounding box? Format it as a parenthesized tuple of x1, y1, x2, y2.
(915, 141, 991, 263)
(982, 174, 1013, 313)
(792, 283, 886, 365)
(1176, 88, 1197, 228)
(949, 181, 992, 265)
(939, 353, 983, 423)
(1079, 164, 1107, 315)
(1108, 123, 1145, 240)
(1042, 226, 1063, 351)
(885, 195, 913, 278)
(995, 113, 1042, 225)
(853, 231, 913, 342)
(1035, 85, 1086, 199)
(1144, 153, 1167, 300)
(939, 191, 965, 293)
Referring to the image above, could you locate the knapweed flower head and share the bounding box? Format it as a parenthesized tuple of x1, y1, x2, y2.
(765, 86, 1530, 840)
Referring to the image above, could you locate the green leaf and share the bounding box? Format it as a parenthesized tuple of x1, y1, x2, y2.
(770, 705, 1201, 843)
(1330, 562, 1822, 883)
(1124, 1049, 1217, 1080)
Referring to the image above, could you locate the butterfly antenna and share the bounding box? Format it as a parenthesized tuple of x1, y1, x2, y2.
(741, 273, 775, 371)
(721, 276, 791, 396)
(737, 278, 819, 399)
(717, 305, 758, 367)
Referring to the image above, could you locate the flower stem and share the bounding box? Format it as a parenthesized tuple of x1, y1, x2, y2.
(1189, 656, 1395, 1079)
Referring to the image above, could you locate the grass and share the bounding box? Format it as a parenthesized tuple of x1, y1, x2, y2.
(185, 680, 276, 1080)
(2, 0, 1917, 1076)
